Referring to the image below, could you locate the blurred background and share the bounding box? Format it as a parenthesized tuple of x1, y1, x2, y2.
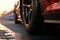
(0, 0, 19, 19)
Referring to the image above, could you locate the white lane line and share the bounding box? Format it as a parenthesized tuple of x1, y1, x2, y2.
(0, 23, 15, 40)
(0, 23, 15, 36)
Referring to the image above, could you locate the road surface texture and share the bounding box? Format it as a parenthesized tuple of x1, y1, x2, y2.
(0, 17, 40, 40)
(0, 17, 31, 40)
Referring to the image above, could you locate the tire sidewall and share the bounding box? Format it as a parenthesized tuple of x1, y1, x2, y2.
(21, 0, 38, 29)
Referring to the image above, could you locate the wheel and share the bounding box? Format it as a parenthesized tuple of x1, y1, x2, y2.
(14, 9, 21, 24)
(14, 1, 21, 24)
(14, 13, 21, 24)
(21, 0, 44, 35)
(14, 10, 21, 24)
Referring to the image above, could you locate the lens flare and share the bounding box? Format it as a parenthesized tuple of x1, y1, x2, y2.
(0, 0, 19, 14)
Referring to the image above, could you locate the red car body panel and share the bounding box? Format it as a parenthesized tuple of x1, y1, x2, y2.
(44, 1, 60, 14)
(42, 0, 59, 7)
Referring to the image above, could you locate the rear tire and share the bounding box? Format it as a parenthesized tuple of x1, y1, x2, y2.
(21, 0, 44, 35)
(14, 1, 21, 24)
(14, 11, 21, 24)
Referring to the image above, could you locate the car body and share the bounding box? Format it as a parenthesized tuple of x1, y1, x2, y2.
(43, 0, 60, 21)
(14, 0, 60, 35)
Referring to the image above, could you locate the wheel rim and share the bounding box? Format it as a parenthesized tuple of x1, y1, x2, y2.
(22, 0, 32, 28)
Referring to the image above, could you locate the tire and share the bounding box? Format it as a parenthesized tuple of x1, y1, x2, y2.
(14, 14, 21, 24)
(14, 10, 21, 24)
(14, 1, 21, 24)
(21, 0, 44, 35)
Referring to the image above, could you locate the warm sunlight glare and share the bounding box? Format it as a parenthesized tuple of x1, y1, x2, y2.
(0, 0, 19, 14)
